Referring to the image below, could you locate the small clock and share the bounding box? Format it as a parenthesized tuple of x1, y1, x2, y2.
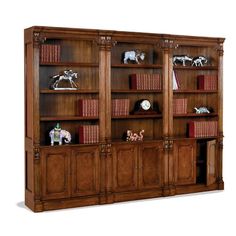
(140, 99, 151, 110)
(133, 99, 157, 115)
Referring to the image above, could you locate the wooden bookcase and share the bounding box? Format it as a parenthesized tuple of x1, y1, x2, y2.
(24, 26, 224, 212)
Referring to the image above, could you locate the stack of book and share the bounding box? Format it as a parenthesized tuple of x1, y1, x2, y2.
(79, 125, 99, 144)
(173, 98, 187, 114)
(188, 121, 218, 138)
(112, 99, 130, 116)
(78, 99, 99, 117)
(40, 44, 61, 63)
(130, 74, 161, 90)
(197, 75, 217, 90)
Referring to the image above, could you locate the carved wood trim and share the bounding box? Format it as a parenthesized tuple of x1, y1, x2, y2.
(216, 43, 224, 56)
(33, 32, 46, 48)
(96, 36, 116, 51)
(159, 39, 178, 51)
(34, 147, 40, 160)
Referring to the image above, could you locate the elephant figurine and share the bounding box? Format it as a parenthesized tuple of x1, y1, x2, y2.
(49, 123, 71, 146)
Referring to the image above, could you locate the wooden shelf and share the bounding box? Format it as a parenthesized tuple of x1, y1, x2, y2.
(112, 64, 163, 69)
(40, 143, 99, 147)
(111, 89, 162, 93)
(111, 138, 163, 144)
(112, 114, 162, 119)
(40, 89, 99, 94)
(40, 62, 99, 67)
(173, 136, 218, 140)
(40, 116, 99, 121)
(174, 90, 218, 94)
(174, 113, 218, 118)
(173, 65, 218, 70)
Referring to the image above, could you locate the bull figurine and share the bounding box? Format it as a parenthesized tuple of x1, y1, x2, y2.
(192, 56, 208, 66)
(173, 55, 193, 66)
(123, 50, 145, 64)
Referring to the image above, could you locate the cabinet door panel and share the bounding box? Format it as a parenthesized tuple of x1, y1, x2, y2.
(112, 144, 138, 192)
(71, 146, 100, 197)
(41, 148, 70, 200)
(207, 140, 217, 186)
(139, 142, 163, 189)
(174, 140, 196, 185)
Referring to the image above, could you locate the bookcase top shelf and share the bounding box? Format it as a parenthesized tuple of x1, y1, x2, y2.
(173, 66, 218, 71)
(111, 64, 163, 69)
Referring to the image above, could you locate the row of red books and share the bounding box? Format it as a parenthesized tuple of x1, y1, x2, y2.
(197, 75, 217, 90)
(112, 99, 130, 116)
(173, 98, 187, 114)
(40, 44, 61, 63)
(188, 121, 218, 138)
(79, 125, 99, 144)
(78, 99, 130, 117)
(130, 73, 162, 90)
(78, 99, 98, 117)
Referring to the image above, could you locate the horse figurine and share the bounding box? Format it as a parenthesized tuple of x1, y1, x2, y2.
(51, 69, 78, 90)
(49, 123, 72, 146)
(126, 129, 144, 141)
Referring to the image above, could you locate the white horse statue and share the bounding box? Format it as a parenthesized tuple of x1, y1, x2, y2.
(49, 123, 71, 146)
(52, 69, 78, 90)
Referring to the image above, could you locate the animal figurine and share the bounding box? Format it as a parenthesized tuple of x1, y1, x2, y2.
(173, 55, 193, 66)
(192, 56, 208, 66)
(194, 107, 210, 114)
(126, 129, 144, 142)
(51, 69, 78, 90)
(49, 123, 72, 146)
(123, 50, 145, 64)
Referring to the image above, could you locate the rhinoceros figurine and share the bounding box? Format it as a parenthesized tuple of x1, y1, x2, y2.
(123, 50, 145, 64)
(194, 107, 210, 114)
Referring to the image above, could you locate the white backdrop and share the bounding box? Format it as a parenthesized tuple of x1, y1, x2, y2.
(0, 0, 235, 235)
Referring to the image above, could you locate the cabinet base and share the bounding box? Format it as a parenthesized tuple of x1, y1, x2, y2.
(25, 183, 223, 212)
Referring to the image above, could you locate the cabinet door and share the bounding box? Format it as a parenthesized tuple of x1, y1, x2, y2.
(207, 140, 217, 186)
(41, 148, 70, 200)
(71, 146, 100, 197)
(112, 144, 138, 192)
(174, 140, 196, 185)
(139, 142, 163, 189)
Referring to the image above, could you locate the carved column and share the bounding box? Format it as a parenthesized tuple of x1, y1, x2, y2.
(97, 35, 116, 203)
(160, 39, 178, 196)
(217, 42, 224, 189)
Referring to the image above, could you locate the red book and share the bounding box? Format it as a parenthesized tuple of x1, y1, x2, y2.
(173, 98, 187, 114)
(79, 125, 99, 144)
(78, 99, 98, 117)
(189, 121, 218, 138)
(197, 75, 217, 90)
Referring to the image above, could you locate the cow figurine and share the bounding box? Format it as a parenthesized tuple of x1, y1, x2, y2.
(192, 56, 208, 66)
(49, 123, 72, 146)
(173, 55, 193, 66)
(194, 107, 210, 114)
(123, 50, 145, 64)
